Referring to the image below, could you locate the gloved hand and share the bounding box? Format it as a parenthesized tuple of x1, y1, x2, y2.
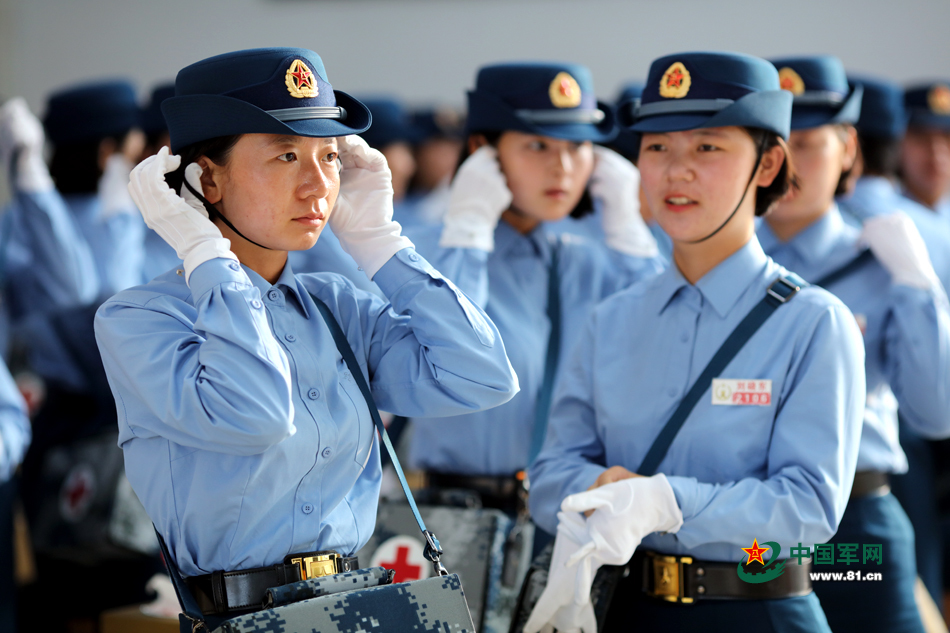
(127, 147, 236, 284)
(0, 97, 54, 192)
(589, 146, 658, 258)
(438, 146, 512, 252)
(99, 154, 137, 217)
(330, 135, 413, 279)
(523, 511, 597, 633)
(860, 211, 940, 290)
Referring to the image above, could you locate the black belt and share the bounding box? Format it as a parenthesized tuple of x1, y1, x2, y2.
(850, 470, 889, 500)
(185, 551, 359, 616)
(635, 549, 812, 603)
(426, 471, 526, 501)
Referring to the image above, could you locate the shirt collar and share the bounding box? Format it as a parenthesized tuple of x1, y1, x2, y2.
(762, 205, 846, 266)
(656, 237, 770, 319)
(494, 220, 555, 265)
(242, 259, 311, 319)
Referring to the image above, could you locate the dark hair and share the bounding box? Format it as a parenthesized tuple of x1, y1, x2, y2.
(49, 133, 129, 195)
(856, 132, 902, 178)
(164, 135, 242, 195)
(455, 130, 594, 219)
(743, 127, 796, 216)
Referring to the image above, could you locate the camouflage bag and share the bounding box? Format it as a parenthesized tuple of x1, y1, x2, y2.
(156, 295, 478, 633)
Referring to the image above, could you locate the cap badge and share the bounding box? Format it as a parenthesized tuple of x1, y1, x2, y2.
(285, 59, 317, 99)
(549, 72, 582, 108)
(778, 68, 805, 96)
(928, 85, 950, 115)
(659, 62, 690, 99)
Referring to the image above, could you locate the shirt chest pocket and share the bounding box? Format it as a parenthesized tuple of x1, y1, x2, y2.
(337, 369, 374, 468)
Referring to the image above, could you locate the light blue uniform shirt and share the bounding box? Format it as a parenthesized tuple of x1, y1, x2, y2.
(407, 220, 663, 476)
(288, 226, 380, 297)
(758, 206, 950, 473)
(94, 249, 518, 576)
(26, 194, 147, 390)
(840, 176, 950, 293)
(529, 237, 866, 562)
(0, 361, 29, 482)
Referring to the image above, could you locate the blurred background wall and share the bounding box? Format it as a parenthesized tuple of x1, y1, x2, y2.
(1, 0, 948, 114)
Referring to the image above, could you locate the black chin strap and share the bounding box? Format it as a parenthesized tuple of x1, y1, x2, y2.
(685, 135, 767, 245)
(182, 178, 274, 251)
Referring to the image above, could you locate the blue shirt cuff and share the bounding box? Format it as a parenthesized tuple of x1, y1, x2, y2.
(666, 475, 701, 521)
(188, 258, 253, 300)
(373, 247, 443, 296)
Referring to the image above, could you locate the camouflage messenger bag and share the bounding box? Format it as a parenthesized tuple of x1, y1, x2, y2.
(156, 295, 477, 633)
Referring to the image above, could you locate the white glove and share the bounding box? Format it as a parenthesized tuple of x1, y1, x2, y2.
(525, 475, 683, 633)
(330, 135, 413, 279)
(523, 511, 598, 633)
(127, 147, 236, 285)
(99, 154, 137, 217)
(860, 211, 940, 290)
(438, 146, 512, 252)
(589, 146, 658, 258)
(0, 97, 54, 192)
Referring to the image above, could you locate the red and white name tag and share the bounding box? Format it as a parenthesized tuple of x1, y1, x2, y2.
(712, 378, 772, 406)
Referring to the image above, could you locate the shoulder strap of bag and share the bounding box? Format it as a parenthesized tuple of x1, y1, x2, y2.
(637, 273, 807, 476)
(528, 241, 561, 464)
(813, 249, 874, 289)
(308, 291, 448, 576)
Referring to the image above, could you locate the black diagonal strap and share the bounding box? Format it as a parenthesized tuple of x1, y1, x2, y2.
(308, 292, 447, 575)
(637, 274, 807, 476)
(154, 527, 206, 624)
(528, 241, 561, 463)
(813, 249, 874, 289)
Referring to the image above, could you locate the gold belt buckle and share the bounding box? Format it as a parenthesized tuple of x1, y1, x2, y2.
(289, 551, 341, 580)
(646, 553, 694, 604)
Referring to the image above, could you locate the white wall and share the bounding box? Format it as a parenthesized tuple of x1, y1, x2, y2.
(2, 0, 949, 115)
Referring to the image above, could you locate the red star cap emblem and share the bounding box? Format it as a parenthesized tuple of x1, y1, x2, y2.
(667, 68, 684, 89)
(560, 77, 574, 97)
(741, 539, 770, 566)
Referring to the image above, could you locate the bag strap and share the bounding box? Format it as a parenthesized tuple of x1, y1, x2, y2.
(528, 241, 562, 463)
(813, 249, 874, 289)
(637, 274, 807, 476)
(154, 527, 208, 628)
(308, 292, 448, 576)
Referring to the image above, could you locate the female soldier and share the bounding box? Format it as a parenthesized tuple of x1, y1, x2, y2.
(527, 52, 866, 633)
(406, 62, 661, 517)
(759, 56, 950, 633)
(93, 47, 518, 618)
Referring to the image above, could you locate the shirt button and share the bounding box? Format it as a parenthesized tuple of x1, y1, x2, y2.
(228, 262, 240, 271)
(680, 333, 689, 343)
(268, 289, 280, 301)
(322, 447, 333, 458)
(408, 253, 420, 262)
(667, 387, 677, 398)
(251, 299, 262, 309)
(302, 503, 313, 514)
(285, 333, 296, 342)
(308, 388, 321, 400)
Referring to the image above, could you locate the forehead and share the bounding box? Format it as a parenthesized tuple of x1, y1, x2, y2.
(641, 127, 746, 141)
(500, 130, 590, 146)
(240, 133, 339, 149)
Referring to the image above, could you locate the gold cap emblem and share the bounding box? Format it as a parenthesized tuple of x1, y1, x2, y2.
(928, 85, 950, 115)
(659, 62, 691, 99)
(549, 72, 582, 108)
(285, 59, 317, 99)
(778, 67, 805, 96)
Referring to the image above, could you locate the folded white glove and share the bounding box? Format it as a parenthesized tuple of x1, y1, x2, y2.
(525, 474, 683, 633)
(99, 154, 137, 217)
(860, 211, 940, 290)
(439, 146, 512, 252)
(127, 147, 236, 285)
(0, 97, 54, 192)
(589, 146, 658, 258)
(523, 511, 598, 633)
(330, 135, 413, 279)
